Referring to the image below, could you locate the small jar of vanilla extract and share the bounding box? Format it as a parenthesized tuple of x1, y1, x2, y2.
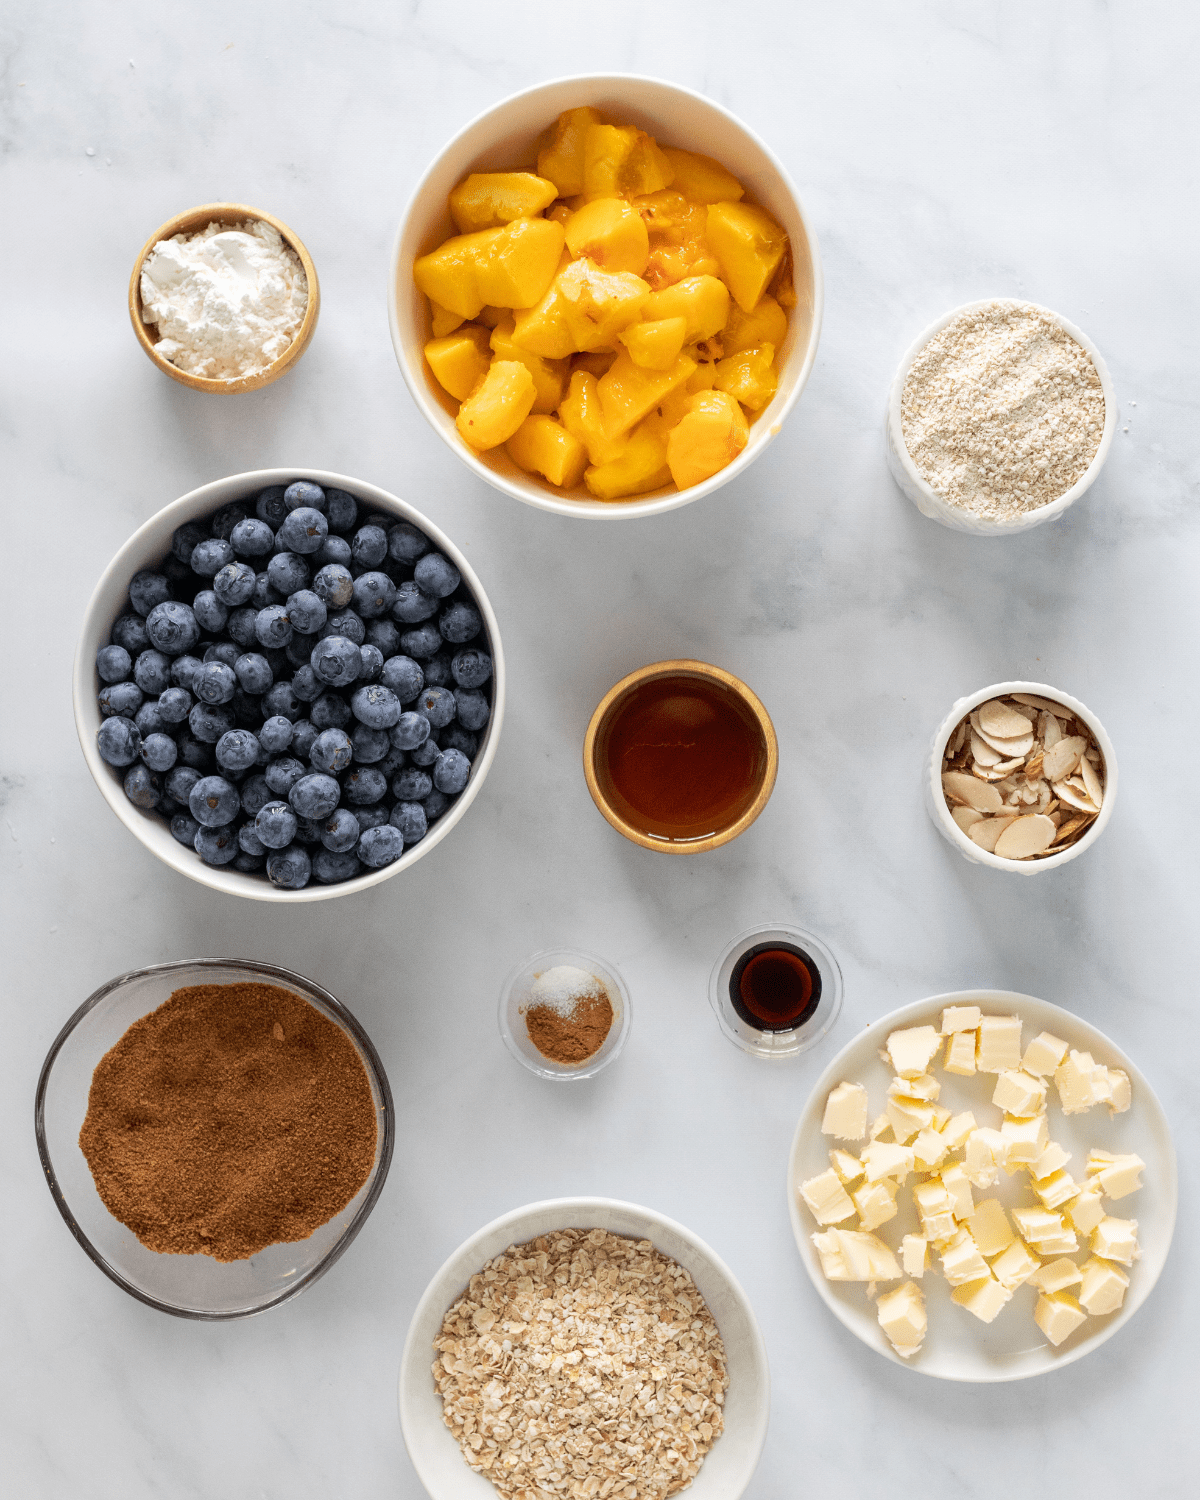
(708, 925, 843, 1058)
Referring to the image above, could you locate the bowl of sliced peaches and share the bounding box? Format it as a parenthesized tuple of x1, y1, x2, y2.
(389, 74, 823, 517)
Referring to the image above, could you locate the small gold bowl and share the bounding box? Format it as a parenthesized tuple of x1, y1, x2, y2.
(583, 660, 778, 855)
(128, 203, 320, 394)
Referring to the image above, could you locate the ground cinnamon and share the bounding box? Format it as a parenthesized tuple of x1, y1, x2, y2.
(525, 991, 614, 1064)
(79, 981, 377, 1262)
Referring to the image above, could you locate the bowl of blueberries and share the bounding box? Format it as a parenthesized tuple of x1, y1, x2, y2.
(74, 470, 504, 900)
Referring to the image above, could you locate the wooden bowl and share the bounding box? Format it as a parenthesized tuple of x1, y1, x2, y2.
(128, 203, 320, 394)
(583, 660, 778, 854)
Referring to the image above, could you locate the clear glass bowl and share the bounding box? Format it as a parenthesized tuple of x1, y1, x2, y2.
(709, 924, 843, 1059)
(498, 949, 631, 1081)
(35, 957, 394, 1319)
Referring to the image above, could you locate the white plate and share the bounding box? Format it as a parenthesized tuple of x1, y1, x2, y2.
(787, 991, 1177, 1382)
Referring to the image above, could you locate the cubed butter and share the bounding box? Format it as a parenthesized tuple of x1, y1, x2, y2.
(1078, 1257, 1129, 1315)
(913, 1127, 950, 1171)
(798, 1168, 856, 1225)
(852, 1179, 898, 1232)
(885, 1095, 935, 1144)
(901, 1235, 929, 1278)
(1090, 1152, 1145, 1201)
(1064, 1187, 1106, 1235)
(977, 1014, 1023, 1073)
(1055, 1049, 1103, 1114)
(940, 1005, 982, 1034)
(1000, 1112, 1049, 1164)
(940, 1162, 974, 1220)
(1012, 1206, 1077, 1253)
(829, 1148, 865, 1185)
(1031, 1142, 1072, 1180)
(1104, 1068, 1132, 1116)
(951, 1274, 1013, 1323)
(992, 1069, 1048, 1118)
(991, 1239, 1041, 1291)
(942, 1112, 977, 1150)
(826, 1228, 901, 1281)
(861, 1140, 915, 1185)
(868, 1113, 892, 1141)
(964, 1127, 1009, 1188)
(888, 1072, 940, 1102)
(1091, 1216, 1140, 1267)
(943, 1029, 978, 1076)
(886, 1025, 942, 1078)
(939, 1228, 990, 1287)
(915, 1181, 958, 1244)
(877, 1280, 927, 1357)
(1021, 1030, 1069, 1078)
(811, 1230, 851, 1280)
(1034, 1291, 1088, 1346)
(968, 1199, 1015, 1257)
(1034, 1169, 1079, 1211)
(1029, 1257, 1083, 1293)
(821, 1081, 868, 1140)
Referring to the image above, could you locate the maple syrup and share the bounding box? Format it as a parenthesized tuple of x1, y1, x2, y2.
(728, 942, 821, 1032)
(594, 671, 768, 843)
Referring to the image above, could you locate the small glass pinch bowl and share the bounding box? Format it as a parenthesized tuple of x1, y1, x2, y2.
(498, 949, 631, 1080)
(35, 958, 394, 1319)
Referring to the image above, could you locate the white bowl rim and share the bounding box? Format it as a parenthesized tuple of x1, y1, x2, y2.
(887, 297, 1117, 533)
(389, 71, 824, 520)
(398, 1194, 771, 1495)
(73, 467, 506, 902)
(929, 680, 1118, 873)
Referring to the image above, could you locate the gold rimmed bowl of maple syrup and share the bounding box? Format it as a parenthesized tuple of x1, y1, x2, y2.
(583, 660, 777, 853)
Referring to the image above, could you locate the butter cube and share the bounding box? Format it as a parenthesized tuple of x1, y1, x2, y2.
(901, 1234, 928, 1278)
(1089, 1152, 1145, 1201)
(1104, 1068, 1132, 1116)
(968, 1198, 1015, 1257)
(939, 1228, 990, 1286)
(915, 1180, 958, 1244)
(1012, 1206, 1077, 1254)
(829, 1228, 901, 1281)
(869, 1113, 892, 1141)
(941, 1111, 977, 1150)
(1029, 1257, 1083, 1293)
(799, 1168, 856, 1225)
(1021, 1030, 1069, 1078)
(861, 1140, 916, 1184)
(829, 1148, 864, 1185)
(977, 1014, 1022, 1073)
(1055, 1049, 1103, 1114)
(877, 1280, 926, 1357)
(1064, 1187, 1106, 1235)
(951, 1274, 1013, 1323)
(1031, 1142, 1072, 1180)
(931, 1104, 952, 1130)
(943, 1029, 977, 1075)
(821, 1081, 868, 1140)
(1078, 1257, 1129, 1315)
(886, 1025, 942, 1078)
(940, 1162, 974, 1220)
(852, 1179, 898, 1232)
(964, 1127, 1009, 1188)
(1034, 1169, 1079, 1211)
(992, 1069, 1048, 1118)
(1034, 1291, 1088, 1346)
(1001, 1113, 1049, 1165)
(1091, 1216, 1140, 1267)
(811, 1230, 851, 1279)
(913, 1127, 950, 1171)
(885, 1095, 935, 1144)
(1035, 1225, 1082, 1256)
(888, 1072, 940, 1102)
(991, 1239, 1041, 1291)
(940, 1004, 981, 1033)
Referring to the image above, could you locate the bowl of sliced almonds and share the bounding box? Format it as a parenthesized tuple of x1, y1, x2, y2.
(927, 682, 1117, 873)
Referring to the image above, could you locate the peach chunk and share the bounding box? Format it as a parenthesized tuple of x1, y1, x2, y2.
(597, 350, 697, 436)
(584, 413, 672, 500)
(449, 173, 559, 233)
(705, 202, 789, 312)
(618, 316, 688, 370)
(641, 275, 730, 344)
(660, 147, 745, 205)
(665, 390, 749, 489)
(559, 371, 627, 466)
(723, 293, 788, 357)
(489, 315, 568, 414)
(713, 343, 778, 411)
(537, 107, 604, 196)
(582, 124, 674, 199)
(455, 361, 537, 451)
(564, 198, 650, 276)
(424, 325, 491, 402)
(506, 415, 588, 489)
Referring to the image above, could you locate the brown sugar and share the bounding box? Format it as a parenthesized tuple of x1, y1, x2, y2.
(78, 981, 377, 1261)
(525, 990, 614, 1065)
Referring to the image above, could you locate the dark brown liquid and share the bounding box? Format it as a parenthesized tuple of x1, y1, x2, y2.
(596, 673, 767, 843)
(729, 943, 821, 1031)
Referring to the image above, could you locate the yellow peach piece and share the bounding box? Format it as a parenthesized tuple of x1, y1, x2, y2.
(661, 147, 745, 205)
(559, 371, 627, 466)
(582, 123, 674, 199)
(723, 293, 788, 357)
(474, 217, 566, 310)
(429, 299, 465, 338)
(505, 415, 588, 489)
(537, 107, 604, 196)
(424, 325, 491, 402)
(597, 350, 697, 436)
(449, 173, 557, 233)
(489, 315, 568, 415)
(455, 361, 537, 451)
(556, 260, 651, 352)
(584, 413, 672, 500)
(564, 198, 650, 276)
(619, 316, 688, 370)
(714, 343, 778, 411)
(665, 390, 749, 489)
(414, 230, 492, 320)
(641, 275, 730, 343)
(705, 201, 789, 312)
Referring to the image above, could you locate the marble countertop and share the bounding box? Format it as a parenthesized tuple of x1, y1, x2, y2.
(3, 2, 1197, 1494)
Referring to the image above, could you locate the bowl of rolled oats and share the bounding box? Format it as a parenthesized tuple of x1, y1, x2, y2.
(927, 682, 1118, 873)
(886, 299, 1117, 536)
(398, 1197, 770, 1500)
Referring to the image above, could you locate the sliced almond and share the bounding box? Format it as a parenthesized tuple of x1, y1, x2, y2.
(1055, 814, 1094, 842)
(943, 771, 1003, 813)
(994, 813, 1057, 860)
(968, 816, 1018, 853)
(1041, 712, 1062, 749)
(973, 763, 1008, 782)
(1041, 735, 1087, 783)
(970, 731, 1002, 767)
(950, 721, 968, 756)
(1024, 752, 1044, 783)
(978, 699, 1034, 739)
(992, 756, 1027, 774)
(971, 716, 1035, 758)
(952, 806, 986, 833)
(1079, 756, 1104, 809)
(1012, 693, 1070, 715)
(1053, 779, 1099, 814)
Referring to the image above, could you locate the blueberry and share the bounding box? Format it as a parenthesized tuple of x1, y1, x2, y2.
(366, 619, 402, 659)
(209, 502, 249, 540)
(175, 728, 213, 769)
(389, 711, 430, 751)
(311, 635, 361, 688)
(234, 652, 273, 695)
(292, 815, 325, 845)
(192, 590, 229, 633)
(204, 642, 241, 668)
(325, 488, 358, 533)
(352, 571, 396, 618)
(311, 691, 352, 730)
(290, 719, 318, 761)
(251, 574, 282, 609)
(350, 683, 401, 730)
(170, 812, 201, 846)
(188, 702, 235, 743)
(267, 551, 310, 597)
(170, 654, 203, 690)
(278, 507, 328, 554)
(132, 649, 171, 696)
(291, 665, 322, 703)
(357, 824, 405, 868)
(392, 581, 438, 624)
(234, 851, 266, 873)
(393, 766, 432, 801)
(264, 756, 307, 796)
(165, 765, 202, 803)
(415, 685, 456, 727)
(157, 794, 182, 820)
(284, 480, 326, 513)
(455, 688, 491, 732)
(400, 623, 442, 659)
(421, 653, 453, 689)
(145, 600, 200, 656)
(316, 534, 353, 569)
(190, 538, 233, 577)
(312, 848, 362, 884)
(451, 649, 492, 690)
(313, 563, 354, 610)
(410, 735, 441, 768)
(238, 823, 267, 856)
(439, 600, 482, 644)
(377, 745, 407, 779)
(97, 644, 132, 683)
(226, 606, 259, 649)
(286, 588, 327, 635)
(171, 521, 209, 565)
(122, 763, 161, 809)
(422, 789, 452, 823)
(434, 747, 471, 795)
(239, 773, 273, 818)
(255, 800, 299, 849)
(129, 571, 173, 616)
(266, 842, 311, 888)
(342, 767, 385, 804)
(390, 801, 427, 844)
(441, 725, 478, 758)
(111, 614, 151, 654)
(194, 660, 237, 705)
(355, 804, 391, 831)
(311, 728, 353, 774)
(380, 654, 424, 703)
(259, 715, 294, 755)
(414, 552, 461, 598)
(358, 644, 384, 683)
(134, 701, 166, 738)
(351, 524, 388, 569)
(229, 517, 275, 558)
(289, 772, 340, 820)
(188, 775, 239, 826)
(256, 485, 288, 528)
(195, 824, 239, 866)
(213, 561, 257, 606)
(140, 733, 178, 773)
(216, 729, 261, 773)
(254, 603, 293, 649)
(98, 681, 143, 718)
(320, 807, 360, 852)
(285, 630, 319, 669)
(350, 723, 389, 763)
(388, 522, 429, 565)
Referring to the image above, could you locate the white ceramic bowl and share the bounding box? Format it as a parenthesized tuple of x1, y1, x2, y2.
(926, 681, 1117, 875)
(399, 1197, 770, 1498)
(886, 298, 1116, 535)
(390, 73, 823, 519)
(74, 468, 505, 902)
